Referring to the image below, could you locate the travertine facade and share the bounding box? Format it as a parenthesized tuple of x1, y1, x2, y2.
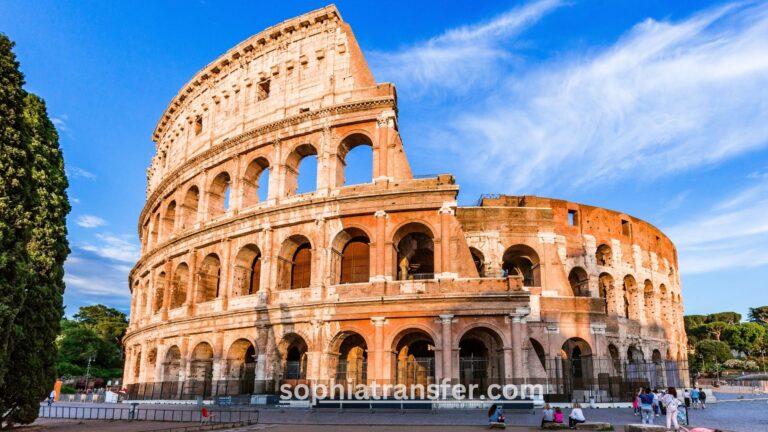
(125, 5, 688, 400)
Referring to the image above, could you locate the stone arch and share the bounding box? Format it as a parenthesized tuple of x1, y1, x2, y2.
(151, 212, 160, 247)
(596, 244, 612, 266)
(278, 234, 312, 290)
(560, 337, 594, 389)
(180, 185, 199, 229)
(224, 338, 257, 394)
(153, 271, 167, 313)
(458, 326, 505, 395)
(627, 345, 644, 363)
(207, 171, 231, 217)
(643, 279, 655, 323)
(163, 200, 177, 238)
(139, 281, 148, 319)
(197, 253, 221, 303)
(331, 227, 371, 284)
(599, 273, 614, 315)
(392, 329, 436, 389)
(528, 337, 547, 375)
(502, 244, 540, 287)
(162, 345, 182, 381)
(329, 330, 369, 386)
(190, 342, 214, 394)
(241, 156, 270, 207)
(608, 344, 621, 374)
(623, 275, 639, 320)
(659, 284, 670, 324)
(336, 132, 374, 187)
(170, 262, 188, 309)
(278, 333, 309, 380)
(393, 222, 435, 281)
(285, 143, 318, 196)
(568, 266, 590, 297)
(233, 244, 262, 296)
(469, 247, 486, 277)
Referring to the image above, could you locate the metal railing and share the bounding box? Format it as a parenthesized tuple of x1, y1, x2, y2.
(38, 405, 259, 424)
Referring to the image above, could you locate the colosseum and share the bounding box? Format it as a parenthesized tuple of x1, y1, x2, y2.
(124, 5, 688, 403)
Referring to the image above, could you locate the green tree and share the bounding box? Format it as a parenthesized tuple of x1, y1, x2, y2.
(0, 33, 33, 392)
(723, 322, 766, 355)
(748, 306, 768, 325)
(707, 312, 742, 325)
(702, 321, 732, 341)
(694, 339, 732, 364)
(684, 315, 707, 331)
(0, 35, 70, 427)
(74, 305, 128, 347)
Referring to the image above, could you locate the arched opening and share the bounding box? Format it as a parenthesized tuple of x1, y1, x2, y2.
(502, 244, 540, 286)
(278, 235, 312, 290)
(133, 349, 142, 380)
(151, 213, 160, 247)
(224, 339, 256, 395)
(332, 332, 368, 388)
(139, 283, 148, 319)
(623, 275, 638, 320)
(331, 228, 371, 284)
(242, 157, 270, 207)
(608, 344, 621, 375)
(598, 273, 614, 315)
(469, 247, 486, 277)
(458, 327, 504, 396)
(394, 330, 435, 390)
(285, 144, 318, 196)
(162, 346, 182, 381)
(393, 223, 435, 280)
(197, 254, 221, 303)
(280, 334, 308, 381)
(596, 244, 612, 266)
(153, 272, 166, 314)
(207, 172, 231, 217)
(292, 244, 312, 289)
(627, 345, 644, 363)
(527, 338, 548, 381)
(659, 284, 670, 324)
(233, 244, 261, 296)
(652, 349, 665, 388)
(181, 186, 199, 229)
(643, 280, 655, 324)
(163, 201, 176, 238)
(568, 267, 590, 297)
(560, 338, 594, 394)
(336, 133, 373, 186)
(190, 342, 214, 397)
(170, 263, 188, 309)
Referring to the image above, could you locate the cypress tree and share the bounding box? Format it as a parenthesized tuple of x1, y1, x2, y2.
(0, 94, 70, 426)
(0, 33, 33, 393)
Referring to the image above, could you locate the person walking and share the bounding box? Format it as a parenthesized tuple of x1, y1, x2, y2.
(639, 387, 655, 424)
(699, 387, 707, 409)
(683, 388, 691, 409)
(632, 390, 641, 416)
(691, 387, 700, 409)
(653, 389, 661, 417)
(47, 389, 56, 407)
(568, 403, 586, 429)
(661, 387, 681, 431)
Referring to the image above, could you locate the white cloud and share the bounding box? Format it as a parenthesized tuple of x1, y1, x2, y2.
(80, 234, 140, 263)
(76, 214, 107, 228)
(51, 114, 70, 132)
(398, 2, 768, 193)
(665, 179, 768, 274)
(369, 0, 563, 96)
(64, 273, 130, 297)
(67, 166, 96, 180)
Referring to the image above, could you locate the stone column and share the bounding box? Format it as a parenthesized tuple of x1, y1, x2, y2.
(212, 332, 225, 382)
(185, 249, 198, 317)
(372, 211, 388, 281)
(439, 314, 455, 384)
(254, 325, 269, 394)
(375, 111, 395, 181)
(509, 307, 530, 384)
(162, 261, 172, 321)
(260, 225, 273, 301)
(438, 203, 456, 278)
(220, 239, 233, 311)
(371, 317, 387, 385)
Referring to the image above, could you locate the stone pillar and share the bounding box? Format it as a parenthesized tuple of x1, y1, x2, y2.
(374, 111, 394, 181)
(538, 232, 556, 291)
(254, 325, 269, 394)
(153, 341, 165, 382)
(371, 317, 387, 385)
(220, 239, 233, 311)
(438, 203, 456, 278)
(162, 261, 172, 321)
(212, 332, 225, 381)
(372, 211, 388, 281)
(439, 314, 455, 384)
(509, 307, 530, 383)
(260, 225, 273, 300)
(186, 249, 198, 317)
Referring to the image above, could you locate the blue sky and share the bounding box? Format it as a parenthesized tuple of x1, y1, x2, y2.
(1, 0, 767, 319)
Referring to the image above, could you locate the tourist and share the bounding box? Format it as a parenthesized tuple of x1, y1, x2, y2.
(47, 389, 56, 407)
(661, 387, 681, 431)
(632, 390, 640, 415)
(698, 387, 707, 409)
(652, 389, 661, 417)
(683, 388, 691, 408)
(639, 387, 655, 424)
(541, 403, 555, 428)
(691, 387, 700, 409)
(488, 403, 505, 426)
(554, 407, 564, 424)
(568, 403, 586, 429)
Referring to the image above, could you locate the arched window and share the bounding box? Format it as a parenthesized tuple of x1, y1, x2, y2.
(623, 275, 638, 320)
(151, 212, 160, 247)
(596, 244, 612, 266)
(502, 244, 540, 286)
(153, 271, 166, 313)
(285, 144, 318, 196)
(336, 133, 373, 187)
(280, 334, 308, 380)
(598, 273, 613, 315)
(469, 247, 486, 277)
(250, 255, 262, 294)
(208, 172, 231, 217)
(171, 263, 188, 309)
(163, 201, 176, 237)
(242, 157, 270, 207)
(291, 244, 312, 289)
(643, 280, 655, 323)
(568, 267, 590, 297)
(198, 254, 221, 303)
(181, 186, 199, 229)
(233, 244, 261, 296)
(340, 237, 370, 284)
(394, 223, 435, 280)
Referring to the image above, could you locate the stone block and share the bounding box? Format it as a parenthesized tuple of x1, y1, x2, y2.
(624, 424, 667, 432)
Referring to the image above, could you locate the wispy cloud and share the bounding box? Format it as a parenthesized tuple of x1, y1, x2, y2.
(80, 234, 140, 263)
(76, 214, 107, 228)
(51, 114, 70, 132)
(397, 1, 768, 193)
(67, 166, 96, 180)
(369, 0, 564, 96)
(665, 179, 768, 274)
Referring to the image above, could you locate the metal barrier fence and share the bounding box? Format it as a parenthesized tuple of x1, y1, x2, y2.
(38, 405, 259, 424)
